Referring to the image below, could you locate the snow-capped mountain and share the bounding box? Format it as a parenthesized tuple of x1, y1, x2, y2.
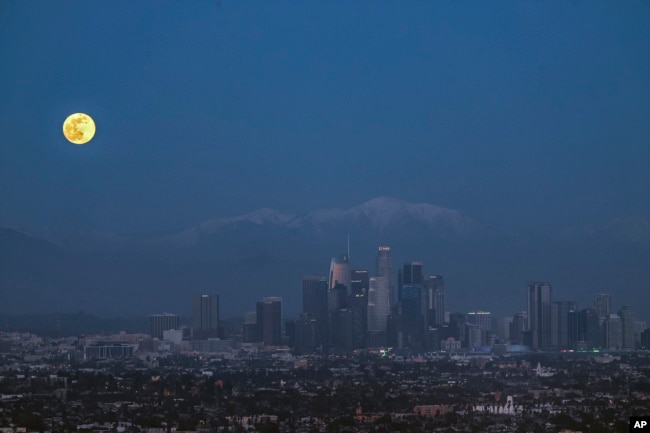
(303, 196, 477, 232)
(164, 208, 300, 247)
(159, 197, 480, 247)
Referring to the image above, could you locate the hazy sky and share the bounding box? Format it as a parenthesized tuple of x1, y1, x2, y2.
(1, 1, 649, 234)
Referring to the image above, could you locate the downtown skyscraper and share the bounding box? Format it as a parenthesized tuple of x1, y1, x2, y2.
(328, 254, 351, 313)
(329, 254, 351, 293)
(257, 297, 282, 346)
(376, 246, 393, 305)
(302, 274, 329, 347)
(398, 261, 423, 302)
(367, 276, 390, 337)
(551, 300, 576, 349)
(527, 282, 552, 350)
(424, 275, 445, 326)
(594, 293, 612, 318)
(619, 305, 636, 349)
(192, 294, 219, 340)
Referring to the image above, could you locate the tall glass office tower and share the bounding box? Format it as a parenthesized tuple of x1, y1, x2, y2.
(527, 282, 552, 350)
(329, 254, 351, 294)
(619, 306, 636, 349)
(594, 293, 612, 318)
(424, 275, 445, 326)
(367, 276, 390, 333)
(399, 261, 423, 302)
(376, 246, 393, 304)
(302, 274, 329, 346)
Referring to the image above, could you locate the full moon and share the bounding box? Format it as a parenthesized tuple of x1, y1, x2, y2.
(63, 113, 96, 144)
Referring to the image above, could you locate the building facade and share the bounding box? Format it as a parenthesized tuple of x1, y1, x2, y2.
(257, 297, 282, 346)
(367, 276, 390, 333)
(467, 311, 491, 331)
(376, 246, 393, 304)
(594, 293, 612, 318)
(551, 301, 576, 349)
(302, 274, 329, 346)
(192, 294, 219, 340)
(350, 269, 369, 295)
(400, 261, 423, 302)
(329, 254, 351, 294)
(605, 314, 623, 349)
(149, 313, 179, 340)
(527, 282, 552, 350)
(619, 306, 636, 349)
(424, 275, 445, 326)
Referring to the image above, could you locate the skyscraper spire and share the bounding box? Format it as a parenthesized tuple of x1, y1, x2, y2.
(347, 235, 350, 260)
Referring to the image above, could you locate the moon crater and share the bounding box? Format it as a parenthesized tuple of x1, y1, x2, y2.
(63, 113, 96, 144)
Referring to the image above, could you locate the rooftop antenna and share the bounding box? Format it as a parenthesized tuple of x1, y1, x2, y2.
(347, 235, 350, 261)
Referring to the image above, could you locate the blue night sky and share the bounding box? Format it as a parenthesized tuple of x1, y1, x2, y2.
(1, 1, 649, 234)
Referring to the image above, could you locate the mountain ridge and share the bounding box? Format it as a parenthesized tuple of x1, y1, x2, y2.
(10, 197, 650, 250)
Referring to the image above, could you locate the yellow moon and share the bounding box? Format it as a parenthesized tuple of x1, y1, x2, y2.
(63, 113, 96, 144)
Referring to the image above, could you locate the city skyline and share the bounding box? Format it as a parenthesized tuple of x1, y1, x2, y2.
(2, 198, 649, 323)
(2, 2, 649, 431)
(152, 246, 646, 353)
